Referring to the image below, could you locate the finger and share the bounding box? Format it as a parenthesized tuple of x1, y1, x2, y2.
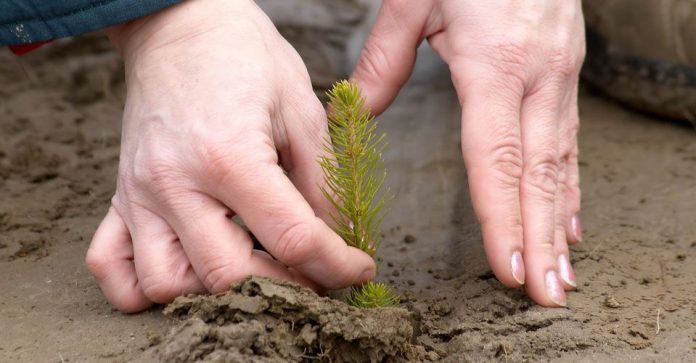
(565, 85, 582, 244)
(163, 192, 319, 293)
(555, 88, 578, 290)
(349, 0, 432, 115)
(553, 160, 576, 290)
(203, 142, 376, 290)
(277, 87, 336, 223)
(126, 204, 207, 303)
(454, 66, 526, 289)
(520, 83, 566, 307)
(85, 206, 152, 313)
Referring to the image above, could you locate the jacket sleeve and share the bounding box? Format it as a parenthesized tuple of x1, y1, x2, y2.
(0, 0, 181, 46)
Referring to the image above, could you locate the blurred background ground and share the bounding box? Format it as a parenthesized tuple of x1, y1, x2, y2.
(1, 1, 696, 361)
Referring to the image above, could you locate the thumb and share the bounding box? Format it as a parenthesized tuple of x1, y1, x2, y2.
(350, 1, 432, 115)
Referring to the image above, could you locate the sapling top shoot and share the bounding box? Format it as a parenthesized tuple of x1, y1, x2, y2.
(319, 80, 398, 308)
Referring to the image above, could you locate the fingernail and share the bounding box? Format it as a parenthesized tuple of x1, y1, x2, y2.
(545, 270, 567, 307)
(558, 254, 577, 288)
(571, 214, 582, 242)
(360, 268, 376, 283)
(511, 251, 525, 285)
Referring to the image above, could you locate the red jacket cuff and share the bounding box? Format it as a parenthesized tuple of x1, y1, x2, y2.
(8, 40, 52, 56)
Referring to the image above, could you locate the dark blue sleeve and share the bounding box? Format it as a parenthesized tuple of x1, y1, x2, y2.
(0, 0, 181, 45)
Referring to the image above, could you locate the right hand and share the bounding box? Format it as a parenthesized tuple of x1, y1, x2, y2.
(85, 0, 375, 313)
(351, 0, 585, 307)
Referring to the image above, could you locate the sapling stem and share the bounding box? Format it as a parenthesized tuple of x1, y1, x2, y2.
(319, 80, 398, 308)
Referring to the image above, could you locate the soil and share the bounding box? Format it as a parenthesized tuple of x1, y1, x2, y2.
(2, 32, 696, 363)
(138, 276, 420, 363)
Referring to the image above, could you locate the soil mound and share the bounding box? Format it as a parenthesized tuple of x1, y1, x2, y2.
(150, 276, 423, 362)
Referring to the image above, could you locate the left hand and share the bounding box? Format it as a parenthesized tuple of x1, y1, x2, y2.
(351, 0, 585, 307)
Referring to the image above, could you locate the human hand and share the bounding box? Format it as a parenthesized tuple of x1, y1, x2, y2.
(85, 0, 375, 313)
(351, 0, 585, 306)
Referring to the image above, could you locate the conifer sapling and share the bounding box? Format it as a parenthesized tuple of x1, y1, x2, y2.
(319, 80, 399, 308)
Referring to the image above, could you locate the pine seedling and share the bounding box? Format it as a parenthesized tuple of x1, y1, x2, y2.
(319, 80, 399, 308)
(346, 281, 400, 308)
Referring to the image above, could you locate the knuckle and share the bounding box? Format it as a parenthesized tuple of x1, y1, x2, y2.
(537, 238, 555, 255)
(487, 141, 524, 187)
(128, 155, 181, 194)
(198, 143, 236, 180)
(355, 40, 393, 85)
(556, 160, 568, 184)
(523, 153, 559, 199)
(274, 220, 318, 267)
(195, 132, 270, 186)
(202, 263, 248, 293)
(545, 46, 580, 82)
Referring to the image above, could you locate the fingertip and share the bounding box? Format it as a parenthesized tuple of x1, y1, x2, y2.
(479, 224, 525, 289)
(314, 220, 377, 289)
(314, 241, 377, 290)
(525, 267, 567, 308)
(557, 254, 577, 290)
(87, 207, 153, 313)
(510, 250, 525, 286)
(348, 246, 377, 285)
(487, 246, 525, 289)
(567, 213, 582, 244)
(111, 287, 154, 314)
(544, 270, 567, 307)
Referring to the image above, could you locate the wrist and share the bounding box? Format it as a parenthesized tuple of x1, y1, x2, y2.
(105, 0, 258, 58)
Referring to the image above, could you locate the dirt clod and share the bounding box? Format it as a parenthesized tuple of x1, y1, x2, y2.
(403, 234, 416, 244)
(10, 239, 48, 261)
(149, 276, 423, 362)
(604, 296, 621, 309)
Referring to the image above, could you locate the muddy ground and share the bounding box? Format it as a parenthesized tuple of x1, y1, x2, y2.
(2, 28, 696, 362)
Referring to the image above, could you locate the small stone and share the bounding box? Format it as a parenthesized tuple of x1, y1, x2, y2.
(407, 280, 415, 286)
(391, 270, 400, 277)
(604, 296, 621, 309)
